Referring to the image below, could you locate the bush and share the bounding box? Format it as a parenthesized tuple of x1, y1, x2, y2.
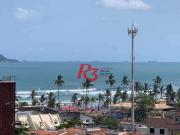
(56, 119, 82, 129)
(15, 126, 28, 135)
(94, 116, 119, 129)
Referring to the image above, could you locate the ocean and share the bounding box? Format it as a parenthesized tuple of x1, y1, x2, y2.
(1, 62, 180, 103)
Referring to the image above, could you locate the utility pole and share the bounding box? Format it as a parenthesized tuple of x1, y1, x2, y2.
(128, 24, 138, 131)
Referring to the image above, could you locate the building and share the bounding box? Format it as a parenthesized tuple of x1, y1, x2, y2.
(111, 110, 130, 120)
(16, 112, 61, 130)
(146, 106, 180, 135)
(111, 102, 132, 121)
(0, 81, 16, 135)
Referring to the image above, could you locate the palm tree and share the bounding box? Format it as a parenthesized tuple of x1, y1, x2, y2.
(90, 96, 97, 108)
(39, 94, 47, 105)
(120, 75, 129, 102)
(84, 96, 90, 109)
(106, 74, 116, 107)
(80, 96, 85, 109)
(47, 92, 56, 108)
(113, 94, 118, 104)
(82, 79, 93, 96)
(82, 79, 93, 109)
(104, 89, 112, 108)
(134, 81, 143, 95)
(30, 90, 38, 106)
(121, 91, 128, 102)
(121, 75, 129, 88)
(153, 76, 162, 97)
(113, 88, 122, 104)
(54, 75, 64, 103)
(116, 87, 122, 96)
(71, 93, 78, 106)
(97, 93, 104, 110)
(153, 76, 162, 86)
(152, 83, 159, 97)
(166, 83, 175, 105)
(143, 83, 151, 94)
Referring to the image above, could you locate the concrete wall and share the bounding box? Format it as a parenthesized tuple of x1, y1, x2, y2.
(147, 127, 168, 135)
(135, 125, 147, 135)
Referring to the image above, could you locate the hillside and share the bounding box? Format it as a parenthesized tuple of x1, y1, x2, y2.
(0, 54, 19, 62)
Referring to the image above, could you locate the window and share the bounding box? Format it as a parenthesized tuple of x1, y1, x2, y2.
(150, 128, 154, 134)
(160, 129, 165, 134)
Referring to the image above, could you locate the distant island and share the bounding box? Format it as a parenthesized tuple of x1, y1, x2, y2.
(0, 54, 18, 62)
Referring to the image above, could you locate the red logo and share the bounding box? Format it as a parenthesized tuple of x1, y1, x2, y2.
(77, 64, 98, 82)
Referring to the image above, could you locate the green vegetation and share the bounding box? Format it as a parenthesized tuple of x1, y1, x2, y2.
(94, 116, 119, 129)
(152, 76, 162, 97)
(121, 75, 129, 87)
(39, 94, 47, 104)
(113, 88, 121, 104)
(97, 93, 104, 110)
(47, 92, 56, 108)
(56, 119, 82, 129)
(134, 81, 143, 94)
(82, 79, 93, 109)
(105, 74, 116, 108)
(104, 89, 112, 108)
(121, 91, 128, 102)
(54, 75, 64, 103)
(135, 93, 155, 122)
(15, 126, 28, 135)
(121, 75, 130, 102)
(29, 90, 38, 106)
(71, 93, 78, 106)
(90, 96, 97, 108)
(166, 83, 176, 105)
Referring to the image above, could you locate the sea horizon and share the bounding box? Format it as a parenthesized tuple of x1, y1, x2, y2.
(1, 61, 180, 103)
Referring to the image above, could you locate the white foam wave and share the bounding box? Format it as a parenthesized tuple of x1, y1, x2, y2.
(16, 88, 97, 97)
(68, 88, 96, 92)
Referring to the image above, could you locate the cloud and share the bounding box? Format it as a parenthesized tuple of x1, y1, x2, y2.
(15, 8, 39, 20)
(96, 0, 151, 11)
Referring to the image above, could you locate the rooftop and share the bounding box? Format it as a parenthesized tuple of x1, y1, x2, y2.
(111, 99, 174, 110)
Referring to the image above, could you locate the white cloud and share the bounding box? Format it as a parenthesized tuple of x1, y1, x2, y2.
(96, 0, 151, 11)
(15, 8, 38, 20)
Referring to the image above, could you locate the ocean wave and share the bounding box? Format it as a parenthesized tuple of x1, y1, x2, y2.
(16, 88, 97, 97)
(68, 88, 96, 92)
(16, 88, 133, 97)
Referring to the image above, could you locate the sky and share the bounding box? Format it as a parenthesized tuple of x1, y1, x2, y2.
(0, 0, 180, 62)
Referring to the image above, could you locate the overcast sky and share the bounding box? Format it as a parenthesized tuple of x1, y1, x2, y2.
(0, 0, 180, 62)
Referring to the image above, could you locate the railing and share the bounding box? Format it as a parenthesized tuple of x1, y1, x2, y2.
(2, 76, 15, 81)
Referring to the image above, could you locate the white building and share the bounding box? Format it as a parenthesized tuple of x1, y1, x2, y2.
(16, 113, 61, 130)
